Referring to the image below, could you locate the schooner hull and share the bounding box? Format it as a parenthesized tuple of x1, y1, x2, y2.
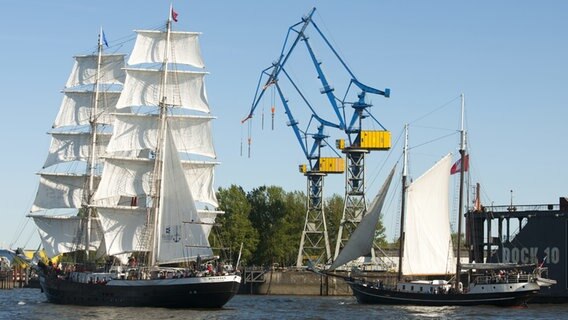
(39, 273, 241, 308)
(348, 281, 539, 307)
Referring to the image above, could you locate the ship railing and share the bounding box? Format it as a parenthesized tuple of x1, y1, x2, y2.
(474, 273, 531, 285)
(483, 204, 559, 213)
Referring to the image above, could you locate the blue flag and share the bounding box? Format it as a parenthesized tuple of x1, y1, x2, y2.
(102, 30, 109, 48)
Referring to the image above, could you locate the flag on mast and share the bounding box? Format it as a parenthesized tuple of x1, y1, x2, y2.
(171, 7, 179, 22)
(102, 30, 109, 48)
(450, 154, 469, 175)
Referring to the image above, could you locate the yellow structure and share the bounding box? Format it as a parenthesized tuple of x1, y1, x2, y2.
(299, 157, 345, 174)
(359, 130, 391, 150)
(318, 157, 345, 173)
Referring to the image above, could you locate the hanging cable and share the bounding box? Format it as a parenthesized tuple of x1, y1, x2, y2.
(271, 85, 276, 130)
(247, 120, 253, 158)
(261, 99, 265, 130)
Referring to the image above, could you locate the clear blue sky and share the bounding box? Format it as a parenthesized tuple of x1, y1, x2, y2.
(1, 0, 567, 249)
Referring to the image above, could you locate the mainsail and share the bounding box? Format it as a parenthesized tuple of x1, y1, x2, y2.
(402, 154, 456, 276)
(30, 36, 126, 258)
(92, 23, 220, 265)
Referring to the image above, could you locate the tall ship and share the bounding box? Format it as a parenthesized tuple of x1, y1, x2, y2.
(29, 7, 241, 308)
(325, 96, 555, 306)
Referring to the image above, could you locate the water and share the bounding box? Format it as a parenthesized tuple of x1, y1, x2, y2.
(2, 288, 567, 320)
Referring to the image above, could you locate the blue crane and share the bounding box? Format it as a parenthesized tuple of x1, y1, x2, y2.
(242, 7, 391, 267)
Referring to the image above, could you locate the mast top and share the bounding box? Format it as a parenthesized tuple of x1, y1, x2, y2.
(459, 93, 466, 152)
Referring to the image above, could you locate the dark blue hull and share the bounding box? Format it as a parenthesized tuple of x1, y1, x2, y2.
(39, 274, 241, 308)
(349, 281, 538, 307)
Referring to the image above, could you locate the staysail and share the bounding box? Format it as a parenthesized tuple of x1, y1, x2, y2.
(402, 153, 455, 276)
(156, 124, 212, 264)
(329, 166, 396, 270)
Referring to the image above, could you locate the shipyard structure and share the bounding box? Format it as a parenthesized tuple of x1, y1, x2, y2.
(467, 197, 568, 302)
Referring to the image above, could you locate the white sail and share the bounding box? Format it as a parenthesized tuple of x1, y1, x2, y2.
(402, 154, 455, 276)
(182, 161, 218, 207)
(31, 215, 103, 258)
(329, 166, 396, 270)
(31, 173, 92, 212)
(128, 30, 205, 68)
(97, 207, 150, 255)
(156, 125, 213, 264)
(116, 68, 209, 113)
(197, 210, 222, 238)
(54, 91, 121, 127)
(105, 113, 215, 158)
(29, 39, 125, 261)
(94, 157, 218, 209)
(92, 157, 153, 208)
(66, 54, 126, 87)
(43, 132, 110, 168)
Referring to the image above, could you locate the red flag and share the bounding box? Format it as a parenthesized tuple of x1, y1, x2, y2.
(450, 154, 469, 175)
(171, 8, 179, 22)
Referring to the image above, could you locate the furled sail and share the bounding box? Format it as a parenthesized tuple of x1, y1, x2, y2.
(329, 166, 396, 270)
(402, 153, 455, 276)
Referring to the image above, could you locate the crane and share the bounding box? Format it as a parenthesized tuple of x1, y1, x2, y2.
(242, 7, 391, 268)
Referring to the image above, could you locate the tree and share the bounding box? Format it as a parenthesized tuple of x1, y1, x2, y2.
(247, 186, 287, 265)
(270, 190, 305, 267)
(215, 185, 259, 267)
(324, 193, 344, 252)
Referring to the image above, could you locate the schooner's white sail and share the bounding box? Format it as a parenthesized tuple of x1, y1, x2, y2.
(329, 166, 396, 270)
(30, 43, 126, 258)
(402, 153, 456, 276)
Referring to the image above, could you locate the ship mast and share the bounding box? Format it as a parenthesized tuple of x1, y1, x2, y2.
(149, 7, 174, 267)
(454, 93, 466, 289)
(397, 124, 409, 281)
(84, 28, 105, 260)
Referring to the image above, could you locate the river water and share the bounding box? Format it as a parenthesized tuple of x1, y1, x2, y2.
(2, 288, 567, 319)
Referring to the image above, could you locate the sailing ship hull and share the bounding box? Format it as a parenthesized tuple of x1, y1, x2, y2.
(348, 281, 539, 307)
(39, 272, 241, 308)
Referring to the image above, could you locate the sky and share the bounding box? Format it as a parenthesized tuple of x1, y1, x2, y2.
(0, 0, 567, 249)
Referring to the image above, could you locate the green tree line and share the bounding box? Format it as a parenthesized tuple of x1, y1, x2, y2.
(211, 185, 388, 268)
